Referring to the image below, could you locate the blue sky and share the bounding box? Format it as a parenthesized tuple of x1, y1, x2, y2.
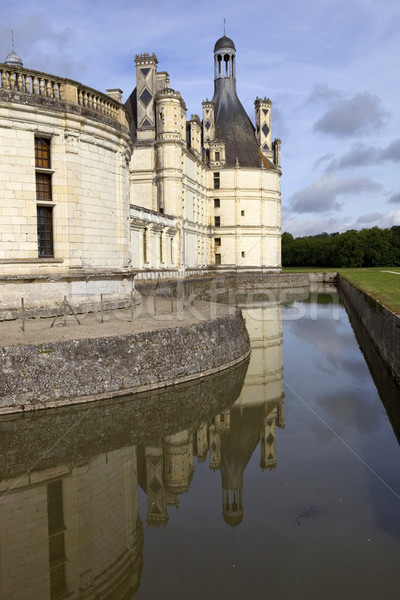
(1, 0, 399, 236)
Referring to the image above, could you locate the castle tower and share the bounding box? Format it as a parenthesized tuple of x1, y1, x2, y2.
(202, 100, 215, 147)
(206, 35, 282, 272)
(155, 88, 186, 216)
(255, 97, 273, 161)
(134, 53, 158, 141)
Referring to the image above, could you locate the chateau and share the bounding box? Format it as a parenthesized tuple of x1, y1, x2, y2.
(0, 36, 281, 315)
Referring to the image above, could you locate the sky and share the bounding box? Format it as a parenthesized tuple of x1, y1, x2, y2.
(1, 0, 399, 236)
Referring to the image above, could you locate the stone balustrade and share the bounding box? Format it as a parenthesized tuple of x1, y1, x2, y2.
(0, 63, 128, 127)
(0, 66, 63, 99)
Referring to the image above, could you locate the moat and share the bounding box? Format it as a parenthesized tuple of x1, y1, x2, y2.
(0, 287, 399, 599)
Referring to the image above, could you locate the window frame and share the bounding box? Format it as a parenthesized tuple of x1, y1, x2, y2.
(35, 136, 55, 258)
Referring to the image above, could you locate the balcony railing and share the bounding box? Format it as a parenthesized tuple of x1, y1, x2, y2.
(0, 64, 129, 127)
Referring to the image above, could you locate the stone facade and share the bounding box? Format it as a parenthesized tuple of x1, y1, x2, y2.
(127, 37, 282, 279)
(0, 36, 281, 316)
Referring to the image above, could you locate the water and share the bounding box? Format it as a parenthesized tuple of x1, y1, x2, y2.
(0, 288, 399, 600)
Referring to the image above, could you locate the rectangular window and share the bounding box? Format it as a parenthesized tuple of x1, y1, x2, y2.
(215, 253, 221, 265)
(37, 206, 54, 257)
(35, 137, 54, 258)
(214, 216, 220, 227)
(214, 198, 220, 208)
(143, 229, 148, 263)
(241, 210, 245, 216)
(35, 138, 51, 168)
(213, 172, 220, 189)
(241, 251, 245, 258)
(159, 233, 163, 263)
(215, 151, 220, 161)
(36, 173, 52, 201)
(215, 237, 221, 246)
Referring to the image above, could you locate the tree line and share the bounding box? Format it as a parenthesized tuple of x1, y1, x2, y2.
(282, 226, 400, 268)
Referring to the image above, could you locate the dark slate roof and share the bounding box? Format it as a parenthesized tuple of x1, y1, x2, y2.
(212, 78, 263, 168)
(124, 87, 137, 141)
(214, 36, 236, 52)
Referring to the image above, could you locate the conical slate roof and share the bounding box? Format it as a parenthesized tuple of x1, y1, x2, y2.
(212, 78, 262, 168)
(220, 404, 265, 492)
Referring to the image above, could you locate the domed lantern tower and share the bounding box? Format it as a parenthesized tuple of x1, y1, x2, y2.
(214, 35, 236, 81)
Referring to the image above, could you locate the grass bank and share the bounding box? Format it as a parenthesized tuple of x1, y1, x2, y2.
(282, 267, 400, 314)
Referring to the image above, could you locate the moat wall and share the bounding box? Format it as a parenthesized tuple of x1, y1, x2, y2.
(0, 305, 250, 413)
(135, 271, 338, 300)
(338, 275, 400, 387)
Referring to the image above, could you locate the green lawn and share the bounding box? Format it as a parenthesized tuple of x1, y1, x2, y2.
(282, 267, 400, 314)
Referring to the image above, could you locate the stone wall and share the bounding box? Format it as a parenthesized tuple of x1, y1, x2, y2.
(0, 72, 132, 276)
(0, 305, 250, 412)
(135, 271, 338, 301)
(338, 275, 400, 386)
(0, 270, 138, 320)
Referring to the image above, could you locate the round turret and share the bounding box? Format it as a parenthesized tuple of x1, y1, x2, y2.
(4, 49, 23, 67)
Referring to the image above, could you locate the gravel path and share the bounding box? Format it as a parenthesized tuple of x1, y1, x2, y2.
(0, 297, 230, 347)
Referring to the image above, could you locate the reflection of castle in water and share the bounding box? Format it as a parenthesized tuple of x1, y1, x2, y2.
(0, 298, 283, 597)
(138, 300, 284, 527)
(0, 448, 143, 600)
(0, 358, 247, 599)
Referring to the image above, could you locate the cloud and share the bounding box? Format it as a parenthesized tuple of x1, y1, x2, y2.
(325, 139, 400, 170)
(382, 139, 400, 161)
(356, 212, 383, 223)
(388, 192, 400, 204)
(313, 92, 384, 137)
(282, 214, 353, 237)
(305, 83, 343, 106)
(283, 208, 400, 237)
(288, 173, 382, 214)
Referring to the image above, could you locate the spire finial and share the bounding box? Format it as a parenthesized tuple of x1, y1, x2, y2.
(223, 18, 226, 36)
(11, 29, 14, 51)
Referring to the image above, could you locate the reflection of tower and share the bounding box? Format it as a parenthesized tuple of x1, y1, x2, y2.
(138, 429, 195, 526)
(215, 298, 285, 527)
(163, 431, 194, 495)
(237, 302, 284, 408)
(144, 446, 169, 527)
(214, 409, 231, 432)
(220, 404, 266, 527)
(209, 424, 222, 471)
(195, 422, 209, 462)
(260, 399, 285, 470)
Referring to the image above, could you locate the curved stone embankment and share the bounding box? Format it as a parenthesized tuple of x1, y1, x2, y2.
(338, 275, 400, 387)
(0, 301, 250, 413)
